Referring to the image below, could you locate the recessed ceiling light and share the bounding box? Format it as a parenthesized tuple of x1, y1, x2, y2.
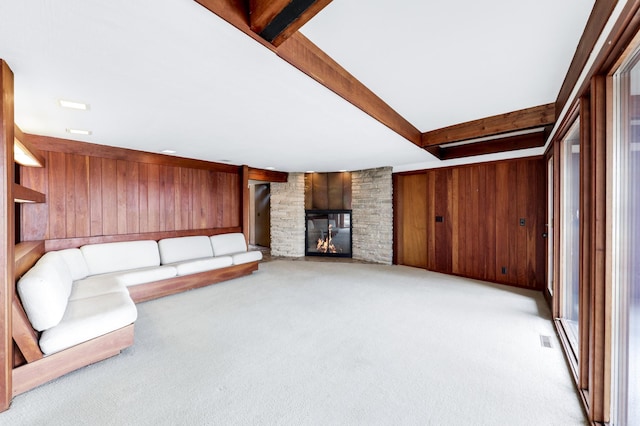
(161, 149, 177, 154)
(265, 166, 276, 170)
(218, 159, 231, 163)
(59, 99, 89, 110)
(305, 170, 315, 173)
(66, 128, 92, 135)
(338, 169, 348, 172)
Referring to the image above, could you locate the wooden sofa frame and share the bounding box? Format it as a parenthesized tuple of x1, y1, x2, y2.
(11, 237, 259, 397)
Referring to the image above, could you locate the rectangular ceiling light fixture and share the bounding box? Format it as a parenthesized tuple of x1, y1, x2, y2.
(59, 99, 89, 110)
(66, 128, 92, 135)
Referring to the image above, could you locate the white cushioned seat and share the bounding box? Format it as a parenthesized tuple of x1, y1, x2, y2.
(114, 265, 178, 286)
(158, 236, 214, 264)
(210, 233, 248, 257)
(17, 252, 73, 331)
(57, 248, 89, 280)
(210, 233, 262, 264)
(173, 256, 233, 276)
(230, 250, 263, 265)
(68, 276, 129, 301)
(80, 240, 161, 275)
(39, 291, 137, 355)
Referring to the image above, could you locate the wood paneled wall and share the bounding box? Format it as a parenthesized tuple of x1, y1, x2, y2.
(394, 157, 546, 290)
(19, 135, 242, 247)
(304, 172, 351, 210)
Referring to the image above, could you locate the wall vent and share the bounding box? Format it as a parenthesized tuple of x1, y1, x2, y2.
(540, 335, 552, 348)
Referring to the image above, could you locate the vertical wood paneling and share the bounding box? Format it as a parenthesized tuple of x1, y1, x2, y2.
(89, 157, 102, 236)
(101, 158, 117, 236)
(395, 157, 546, 289)
(395, 173, 427, 268)
(20, 142, 243, 244)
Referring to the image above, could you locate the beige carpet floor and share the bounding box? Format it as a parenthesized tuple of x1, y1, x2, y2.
(1, 260, 587, 425)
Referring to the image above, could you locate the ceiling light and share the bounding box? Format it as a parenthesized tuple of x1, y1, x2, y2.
(66, 128, 92, 135)
(265, 166, 275, 170)
(14, 138, 43, 167)
(338, 169, 347, 172)
(305, 171, 315, 173)
(59, 99, 89, 110)
(161, 149, 177, 154)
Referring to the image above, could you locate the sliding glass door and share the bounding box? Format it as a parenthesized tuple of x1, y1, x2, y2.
(612, 48, 640, 426)
(560, 121, 581, 358)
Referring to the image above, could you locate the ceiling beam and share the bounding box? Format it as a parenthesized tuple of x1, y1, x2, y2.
(250, 0, 332, 47)
(193, 1, 422, 147)
(421, 103, 555, 147)
(437, 131, 547, 161)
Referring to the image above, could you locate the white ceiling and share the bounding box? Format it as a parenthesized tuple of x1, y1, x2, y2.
(0, 0, 594, 173)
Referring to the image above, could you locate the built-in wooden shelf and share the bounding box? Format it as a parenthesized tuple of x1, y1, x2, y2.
(13, 184, 45, 204)
(14, 125, 45, 168)
(14, 241, 44, 280)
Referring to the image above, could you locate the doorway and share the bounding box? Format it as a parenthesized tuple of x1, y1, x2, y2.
(250, 183, 271, 248)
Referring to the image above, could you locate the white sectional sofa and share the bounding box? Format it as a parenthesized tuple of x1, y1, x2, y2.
(16, 233, 261, 357)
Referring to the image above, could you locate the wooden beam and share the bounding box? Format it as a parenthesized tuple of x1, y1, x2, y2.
(14, 125, 45, 168)
(277, 32, 422, 146)
(437, 131, 546, 161)
(12, 296, 42, 364)
(248, 167, 288, 182)
(0, 59, 15, 412)
(193, 1, 422, 147)
(14, 241, 44, 280)
(250, 0, 332, 47)
(422, 103, 556, 147)
(241, 165, 250, 242)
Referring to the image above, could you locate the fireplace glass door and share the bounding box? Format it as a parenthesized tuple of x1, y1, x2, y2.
(305, 210, 352, 257)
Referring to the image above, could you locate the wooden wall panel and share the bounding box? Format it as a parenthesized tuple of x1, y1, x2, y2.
(305, 172, 352, 210)
(394, 157, 546, 290)
(20, 137, 242, 245)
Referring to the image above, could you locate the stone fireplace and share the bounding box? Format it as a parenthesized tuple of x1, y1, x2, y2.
(270, 167, 392, 264)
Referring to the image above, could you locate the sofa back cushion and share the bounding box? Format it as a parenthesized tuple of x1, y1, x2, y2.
(158, 236, 214, 264)
(80, 240, 160, 275)
(57, 248, 90, 280)
(210, 233, 248, 256)
(17, 251, 73, 331)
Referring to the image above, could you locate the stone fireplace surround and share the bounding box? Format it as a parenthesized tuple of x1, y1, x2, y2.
(270, 168, 392, 264)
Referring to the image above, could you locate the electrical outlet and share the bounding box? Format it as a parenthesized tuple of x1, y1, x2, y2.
(519, 218, 526, 226)
(501, 266, 507, 274)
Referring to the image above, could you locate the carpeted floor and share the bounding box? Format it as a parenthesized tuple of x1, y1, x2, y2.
(1, 260, 587, 425)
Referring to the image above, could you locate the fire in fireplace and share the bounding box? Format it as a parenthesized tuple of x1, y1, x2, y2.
(305, 210, 352, 257)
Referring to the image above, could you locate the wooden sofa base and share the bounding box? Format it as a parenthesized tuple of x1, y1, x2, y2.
(127, 261, 259, 303)
(12, 324, 135, 397)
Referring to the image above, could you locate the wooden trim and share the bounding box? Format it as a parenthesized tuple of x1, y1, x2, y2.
(23, 133, 240, 174)
(14, 240, 44, 280)
(587, 74, 610, 423)
(421, 103, 555, 147)
(248, 167, 288, 182)
(392, 155, 545, 176)
(43, 227, 242, 252)
(12, 324, 134, 397)
(0, 59, 15, 412)
(128, 261, 259, 303)
(11, 296, 42, 364)
(13, 183, 45, 204)
(250, 0, 292, 33)
(437, 131, 546, 160)
(556, 0, 618, 118)
(241, 165, 250, 242)
(277, 33, 422, 146)
(552, 136, 562, 319)
(250, 0, 332, 46)
(579, 94, 592, 391)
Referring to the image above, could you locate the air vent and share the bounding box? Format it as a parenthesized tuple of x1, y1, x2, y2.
(540, 335, 552, 348)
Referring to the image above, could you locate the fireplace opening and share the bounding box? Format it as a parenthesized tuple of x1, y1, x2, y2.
(305, 210, 352, 257)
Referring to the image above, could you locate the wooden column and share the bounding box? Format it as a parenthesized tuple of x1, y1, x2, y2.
(241, 165, 250, 244)
(0, 59, 15, 412)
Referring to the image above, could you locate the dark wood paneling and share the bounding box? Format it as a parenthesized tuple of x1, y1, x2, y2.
(248, 167, 288, 183)
(394, 157, 546, 289)
(305, 172, 352, 210)
(20, 136, 243, 245)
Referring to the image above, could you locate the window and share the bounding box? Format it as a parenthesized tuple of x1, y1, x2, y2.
(560, 120, 581, 359)
(612, 48, 640, 426)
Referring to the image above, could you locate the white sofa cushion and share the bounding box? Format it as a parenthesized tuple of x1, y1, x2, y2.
(17, 252, 73, 331)
(69, 276, 129, 301)
(39, 291, 137, 355)
(158, 236, 214, 264)
(231, 250, 263, 265)
(115, 265, 178, 286)
(174, 256, 233, 276)
(80, 240, 160, 275)
(210, 233, 248, 257)
(57, 248, 90, 280)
